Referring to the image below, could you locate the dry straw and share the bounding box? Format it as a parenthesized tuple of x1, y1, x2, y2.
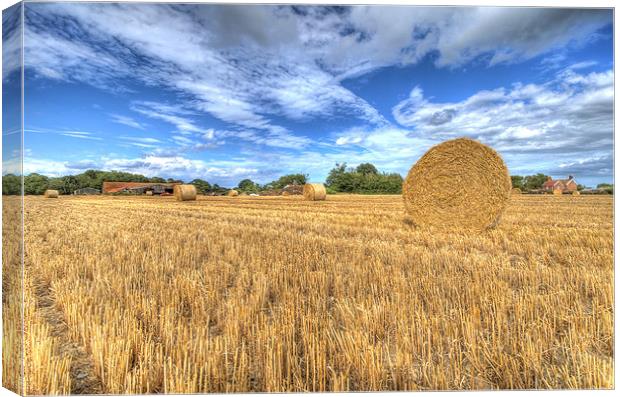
(402, 138, 511, 231)
(173, 185, 197, 201)
(44, 190, 59, 198)
(511, 188, 522, 194)
(572, 191, 581, 196)
(303, 183, 326, 201)
(553, 189, 563, 196)
(228, 189, 239, 197)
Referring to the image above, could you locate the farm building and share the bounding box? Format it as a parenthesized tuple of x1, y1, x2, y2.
(73, 187, 101, 195)
(102, 181, 179, 195)
(542, 176, 578, 193)
(281, 184, 304, 195)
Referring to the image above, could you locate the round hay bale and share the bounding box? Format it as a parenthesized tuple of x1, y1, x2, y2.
(44, 189, 59, 198)
(572, 190, 581, 196)
(145, 190, 153, 196)
(281, 191, 290, 196)
(553, 189, 563, 196)
(402, 138, 511, 231)
(303, 183, 326, 201)
(228, 189, 239, 197)
(511, 188, 522, 194)
(173, 184, 197, 201)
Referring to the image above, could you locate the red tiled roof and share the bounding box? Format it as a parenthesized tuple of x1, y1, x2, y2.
(102, 181, 178, 193)
(542, 177, 577, 191)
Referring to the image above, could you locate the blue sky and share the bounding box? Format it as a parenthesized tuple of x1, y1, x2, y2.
(2, 3, 614, 187)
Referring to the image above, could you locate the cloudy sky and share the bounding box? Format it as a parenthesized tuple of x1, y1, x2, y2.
(3, 3, 614, 187)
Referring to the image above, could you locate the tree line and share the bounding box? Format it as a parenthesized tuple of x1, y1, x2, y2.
(0, 170, 311, 195)
(3, 167, 611, 196)
(2, 163, 402, 195)
(326, 163, 403, 194)
(510, 173, 595, 191)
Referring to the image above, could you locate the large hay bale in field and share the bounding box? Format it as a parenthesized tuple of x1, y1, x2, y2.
(572, 191, 581, 196)
(553, 189, 563, 196)
(303, 183, 326, 201)
(173, 184, 197, 201)
(145, 190, 153, 196)
(511, 188, 522, 194)
(228, 189, 239, 197)
(402, 138, 511, 231)
(44, 190, 59, 198)
(281, 191, 290, 196)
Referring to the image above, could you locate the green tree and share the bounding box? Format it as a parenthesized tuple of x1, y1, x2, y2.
(326, 163, 360, 192)
(597, 183, 613, 194)
(326, 163, 402, 194)
(523, 173, 550, 190)
(238, 178, 259, 192)
(61, 175, 80, 195)
(270, 173, 308, 189)
(24, 173, 49, 195)
(510, 175, 524, 190)
(2, 174, 21, 195)
(356, 163, 378, 175)
(190, 179, 212, 194)
(47, 177, 64, 193)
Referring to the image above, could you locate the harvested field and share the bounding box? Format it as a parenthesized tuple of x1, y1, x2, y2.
(16, 194, 614, 392)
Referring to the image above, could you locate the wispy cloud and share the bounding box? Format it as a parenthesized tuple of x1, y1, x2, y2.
(2, 4, 22, 82)
(60, 130, 103, 140)
(391, 69, 612, 156)
(119, 135, 162, 148)
(26, 127, 103, 141)
(110, 114, 146, 130)
(130, 101, 205, 135)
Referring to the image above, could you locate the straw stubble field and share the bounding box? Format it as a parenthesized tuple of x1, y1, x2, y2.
(10, 193, 614, 393)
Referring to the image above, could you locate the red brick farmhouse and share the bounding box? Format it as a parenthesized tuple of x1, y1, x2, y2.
(542, 176, 578, 193)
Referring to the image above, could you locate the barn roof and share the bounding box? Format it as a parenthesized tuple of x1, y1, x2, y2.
(102, 181, 178, 193)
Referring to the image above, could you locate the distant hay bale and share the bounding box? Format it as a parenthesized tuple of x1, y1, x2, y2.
(44, 190, 59, 198)
(281, 191, 290, 196)
(173, 184, 197, 201)
(228, 189, 239, 197)
(303, 183, 326, 201)
(145, 191, 153, 196)
(572, 191, 581, 196)
(553, 189, 563, 196)
(402, 138, 511, 231)
(511, 188, 522, 194)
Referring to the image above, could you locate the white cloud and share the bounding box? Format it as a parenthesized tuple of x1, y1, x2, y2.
(110, 114, 146, 130)
(26, 128, 104, 141)
(392, 69, 613, 154)
(119, 136, 162, 148)
(17, 5, 613, 184)
(22, 4, 610, 157)
(303, 7, 610, 72)
(336, 135, 363, 145)
(128, 100, 311, 151)
(25, 3, 386, 141)
(2, 4, 21, 82)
